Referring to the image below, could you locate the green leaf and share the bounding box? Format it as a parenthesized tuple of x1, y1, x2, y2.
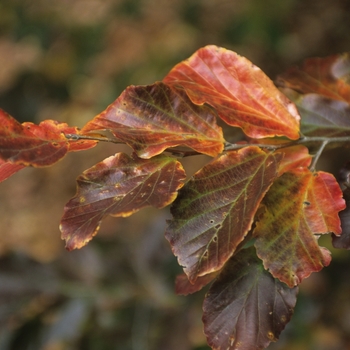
(165, 146, 282, 282)
(163, 45, 300, 140)
(82, 82, 224, 158)
(203, 247, 298, 350)
(254, 168, 346, 287)
(61, 153, 186, 251)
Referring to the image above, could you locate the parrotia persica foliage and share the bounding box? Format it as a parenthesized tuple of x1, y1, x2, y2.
(1, 45, 350, 350)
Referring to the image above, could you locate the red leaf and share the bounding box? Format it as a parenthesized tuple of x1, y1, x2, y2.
(61, 153, 186, 250)
(254, 169, 346, 287)
(275, 145, 312, 176)
(276, 53, 350, 102)
(82, 82, 224, 158)
(203, 247, 298, 350)
(163, 45, 300, 140)
(165, 146, 282, 282)
(248, 138, 312, 175)
(0, 109, 97, 169)
(0, 158, 24, 183)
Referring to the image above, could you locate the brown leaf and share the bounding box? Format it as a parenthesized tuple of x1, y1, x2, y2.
(165, 146, 282, 282)
(82, 82, 224, 158)
(61, 153, 186, 250)
(203, 247, 298, 350)
(175, 271, 219, 296)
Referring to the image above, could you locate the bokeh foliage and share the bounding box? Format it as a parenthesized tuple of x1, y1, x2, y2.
(0, 1, 350, 349)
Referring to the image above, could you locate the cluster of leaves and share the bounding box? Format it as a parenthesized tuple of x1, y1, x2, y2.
(1, 45, 350, 350)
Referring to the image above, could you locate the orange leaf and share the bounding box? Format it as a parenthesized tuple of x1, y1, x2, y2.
(163, 45, 300, 140)
(0, 109, 97, 169)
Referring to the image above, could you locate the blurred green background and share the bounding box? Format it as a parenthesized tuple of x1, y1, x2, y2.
(0, 1, 350, 349)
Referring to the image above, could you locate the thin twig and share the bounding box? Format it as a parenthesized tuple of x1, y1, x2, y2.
(309, 140, 329, 171)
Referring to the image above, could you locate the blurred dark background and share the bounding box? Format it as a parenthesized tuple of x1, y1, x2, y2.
(0, 1, 350, 349)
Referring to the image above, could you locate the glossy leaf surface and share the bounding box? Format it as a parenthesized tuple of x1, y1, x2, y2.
(61, 153, 186, 250)
(166, 146, 281, 282)
(276, 53, 350, 102)
(0, 109, 97, 168)
(203, 247, 298, 350)
(281, 89, 350, 137)
(163, 45, 300, 140)
(254, 169, 345, 287)
(82, 82, 224, 158)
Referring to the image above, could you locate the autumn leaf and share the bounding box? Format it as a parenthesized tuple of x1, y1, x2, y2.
(175, 271, 219, 296)
(281, 89, 350, 137)
(332, 187, 350, 249)
(333, 163, 350, 249)
(165, 146, 282, 282)
(82, 82, 224, 158)
(163, 45, 300, 140)
(0, 109, 97, 169)
(203, 247, 298, 350)
(275, 145, 312, 175)
(0, 158, 25, 183)
(61, 153, 186, 251)
(254, 168, 346, 287)
(276, 53, 350, 102)
(248, 138, 312, 175)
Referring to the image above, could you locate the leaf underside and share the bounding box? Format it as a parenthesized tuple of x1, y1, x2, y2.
(82, 82, 224, 158)
(163, 45, 300, 140)
(281, 89, 350, 137)
(166, 146, 282, 282)
(254, 168, 345, 287)
(203, 247, 298, 350)
(61, 153, 186, 250)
